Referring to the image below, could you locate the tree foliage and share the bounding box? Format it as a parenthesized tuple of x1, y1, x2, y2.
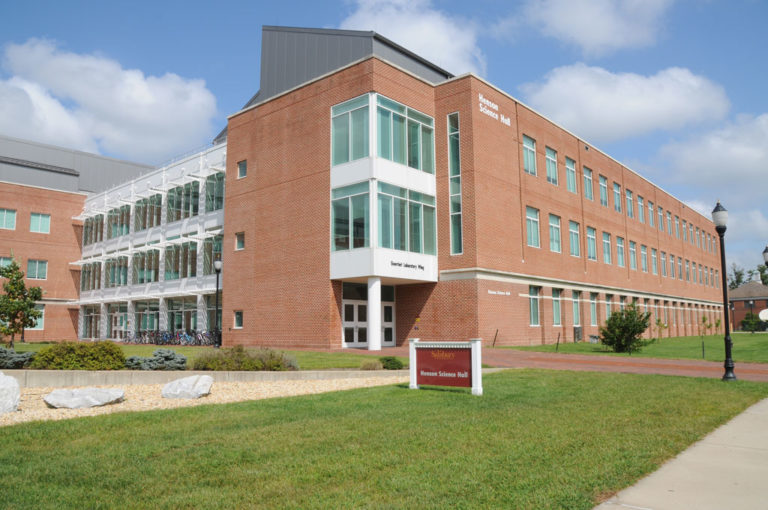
(728, 263, 746, 290)
(599, 304, 652, 354)
(0, 259, 43, 348)
(740, 312, 767, 333)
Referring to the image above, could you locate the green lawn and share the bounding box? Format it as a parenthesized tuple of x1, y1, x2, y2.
(1, 370, 766, 509)
(9, 342, 408, 370)
(505, 332, 768, 363)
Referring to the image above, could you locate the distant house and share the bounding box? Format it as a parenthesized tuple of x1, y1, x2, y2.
(729, 281, 768, 330)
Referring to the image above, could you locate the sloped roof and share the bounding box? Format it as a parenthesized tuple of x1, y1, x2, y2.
(730, 280, 768, 299)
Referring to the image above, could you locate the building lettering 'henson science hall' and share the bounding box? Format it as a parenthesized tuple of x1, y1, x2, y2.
(0, 26, 726, 350)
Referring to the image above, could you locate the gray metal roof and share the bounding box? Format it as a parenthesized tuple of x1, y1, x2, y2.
(730, 281, 768, 300)
(214, 25, 454, 144)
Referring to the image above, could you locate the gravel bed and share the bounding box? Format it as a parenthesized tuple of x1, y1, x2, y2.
(0, 375, 408, 427)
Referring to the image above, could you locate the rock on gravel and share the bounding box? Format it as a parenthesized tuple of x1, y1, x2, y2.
(162, 375, 213, 399)
(0, 371, 20, 414)
(44, 388, 125, 409)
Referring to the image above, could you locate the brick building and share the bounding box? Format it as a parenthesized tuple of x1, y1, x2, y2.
(729, 281, 768, 330)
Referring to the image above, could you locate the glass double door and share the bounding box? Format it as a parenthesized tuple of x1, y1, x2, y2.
(343, 300, 395, 348)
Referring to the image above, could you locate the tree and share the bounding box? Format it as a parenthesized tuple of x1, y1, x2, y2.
(759, 264, 768, 286)
(741, 312, 767, 333)
(599, 303, 652, 354)
(728, 263, 746, 290)
(0, 259, 43, 349)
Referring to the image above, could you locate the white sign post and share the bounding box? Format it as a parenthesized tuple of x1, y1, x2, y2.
(409, 338, 483, 396)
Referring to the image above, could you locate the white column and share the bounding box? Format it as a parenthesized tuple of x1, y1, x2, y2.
(100, 303, 108, 339)
(159, 297, 168, 332)
(196, 294, 207, 332)
(409, 338, 419, 389)
(367, 276, 381, 351)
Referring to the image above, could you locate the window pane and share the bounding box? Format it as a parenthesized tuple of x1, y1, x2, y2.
(451, 214, 462, 255)
(394, 197, 407, 251)
(407, 119, 420, 169)
(332, 198, 349, 251)
(378, 194, 392, 249)
(423, 205, 436, 255)
(392, 114, 406, 165)
(332, 115, 349, 165)
(351, 193, 369, 248)
(421, 126, 434, 173)
(351, 106, 369, 161)
(377, 107, 391, 159)
(409, 201, 422, 253)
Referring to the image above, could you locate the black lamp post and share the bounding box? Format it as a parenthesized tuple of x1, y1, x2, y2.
(712, 202, 736, 381)
(214, 253, 222, 348)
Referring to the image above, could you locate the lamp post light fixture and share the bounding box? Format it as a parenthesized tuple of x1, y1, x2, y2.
(214, 253, 222, 349)
(712, 201, 736, 381)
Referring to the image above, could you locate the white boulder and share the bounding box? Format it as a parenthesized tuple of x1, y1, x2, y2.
(162, 375, 213, 399)
(0, 371, 21, 414)
(44, 388, 125, 409)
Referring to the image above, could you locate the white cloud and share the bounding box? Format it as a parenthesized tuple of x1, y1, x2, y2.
(340, 0, 485, 76)
(0, 39, 217, 163)
(520, 63, 729, 143)
(518, 0, 674, 57)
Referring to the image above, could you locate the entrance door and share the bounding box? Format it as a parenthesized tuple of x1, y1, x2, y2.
(343, 300, 368, 347)
(382, 303, 395, 347)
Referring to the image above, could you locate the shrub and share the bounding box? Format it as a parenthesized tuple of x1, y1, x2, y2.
(599, 304, 652, 354)
(741, 312, 767, 333)
(379, 356, 404, 370)
(360, 360, 383, 370)
(29, 341, 126, 370)
(192, 346, 298, 371)
(0, 346, 36, 369)
(125, 349, 187, 370)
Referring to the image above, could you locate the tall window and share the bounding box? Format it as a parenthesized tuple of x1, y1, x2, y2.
(27, 259, 47, 279)
(638, 196, 644, 223)
(658, 206, 664, 231)
(377, 95, 434, 173)
(685, 260, 690, 281)
(613, 183, 621, 212)
(599, 176, 608, 206)
(651, 248, 658, 275)
(587, 227, 597, 261)
(606, 294, 613, 319)
(332, 95, 369, 166)
(164, 242, 197, 280)
(641, 245, 648, 272)
(332, 182, 369, 251)
(602, 232, 612, 264)
(377, 183, 436, 255)
(675, 215, 680, 238)
(0, 208, 16, 230)
(528, 286, 541, 326)
(670, 254, 676, 278)
(661, 252, 667, 276)
(526, 207, 540, 248)
(549, 214, 561, 253)
(205, 173, 225, 212)
(132, 250, 160, 284)
(566, 157, 576, 193)
(203, 235, 223, 275)
(134, 194, 162, 232)
(695, 226, 700, 247)
(572, 291, 581, 326)
(625, 190, 633, 218)
(569, 221, 580, 257)
(448, 113, 462, 254)
(583, 167, 593, 200)
(104, 257, 128, 287)
(523, 135, 537, 176)
(83, 214, 104, 246)
(666, 211, 672, 235)
(546, 147, 558, 185)
(27, 304, 44, 330)
(589, 293, 598, 326)
(682, 220, 688, 241)
(678, 256, 683, 280)
(167, 182, 199, 223)
(237, 160, 247, 179)
(106, 205, 130, 239)
(30, 213, 50, 233)
(552, 289, 562, 326)
(648, 201, 654, 227)
(80, 262, 101, 291)
(629, 241, 637, 270)
(616, 237, 625, 267)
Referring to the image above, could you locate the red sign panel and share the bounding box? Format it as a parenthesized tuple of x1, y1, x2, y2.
(416, 347, 472, 388)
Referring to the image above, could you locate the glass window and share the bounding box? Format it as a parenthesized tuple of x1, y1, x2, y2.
(376, 95, 433, 173)
(629, 241, 637, 270)
(602, 232, 612, 264)
(523, 135, 536, 176)
(682, 220, 688, 241)
(332, 95, 369, 166)
(599, 176, 608, 206)
(376, 183, 435, 255)
(678, 256, 683, 280)
(28, 304, 44, 330)
(27, 259, 47, 280)
(134, 194, 162, 232)
(167, 182, 199, 223)
(667, 211, 672, 235)
(572, 291, 581, 326)
(675, 215, 680, 238)
(641, 245, 648, 272)
(638, 196, 644, 223)
(235, 232, 245, 251)
(587, 227, 597, 261)
(613, 183, 621, 212)
(616, 237, 625, 267)
(529, 286, 540, 326)
(648, 201, 654, 227)
(104, 256, 129, 287)
(333, 183, 369, 251)
(132, 249, 160, 284)
(652, 248, 658, 275)
(526, 207, 540, 248)
(237, 160, 247, 178)
(0, 257, 11, 268)
(203, 235, 224, 275)
(234, 311, 243, 329)
(30, 213, 51, 233)
(670, 254, 676, 279)
(625, 190, 633, 218)
(569, 221, 580, 257)
(549, 214, 561, 253)
(583, 167, 593, 200)
(164, 242, 197, 281)
(546, 147, 558, 185)
(658, 206, 664, 231)
(448, 113, 462, 255)
(552, 289, 562, 326)
(661, 252, 667, 276)
(205, 173, 225, 212)
(106, 205, 131, 239)
(83, 214, 104, 245)
(0, 208, 16, 230)
(606, 294, 613, 319)
(566, 158, 576, 193)
(590, 293, 598, 326)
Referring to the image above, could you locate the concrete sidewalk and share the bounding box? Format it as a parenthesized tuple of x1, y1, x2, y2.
(595, 397, 768, 510)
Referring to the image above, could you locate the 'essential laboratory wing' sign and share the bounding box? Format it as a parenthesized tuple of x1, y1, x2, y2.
(409, 339, 483, 396)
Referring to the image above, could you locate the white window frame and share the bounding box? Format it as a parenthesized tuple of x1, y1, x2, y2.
(526, 206, 540, 248)
(546, 147, 558, 185)
(549, 214, 561, 253)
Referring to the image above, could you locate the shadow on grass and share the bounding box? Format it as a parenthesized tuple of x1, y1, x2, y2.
(394, 383, 472, 394)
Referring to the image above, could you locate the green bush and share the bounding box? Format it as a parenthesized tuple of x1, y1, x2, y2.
(29, 341, 126, 370)
(379, 356, 404, 370)
(125, 349, 187, 370)
(191, 346, 298, 371)
(740, 312, 767, 332)
(599, 304, 652, 354)
(360, 360, 383, 370)
(0, 346, 36, 369)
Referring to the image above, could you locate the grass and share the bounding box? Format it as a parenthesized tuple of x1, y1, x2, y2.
(9, 342, 408, 370)
(1, 370, 766, 508)
(505, 332, 768, 363)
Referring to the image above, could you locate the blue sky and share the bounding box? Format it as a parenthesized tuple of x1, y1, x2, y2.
(1, 0, 767, 271)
